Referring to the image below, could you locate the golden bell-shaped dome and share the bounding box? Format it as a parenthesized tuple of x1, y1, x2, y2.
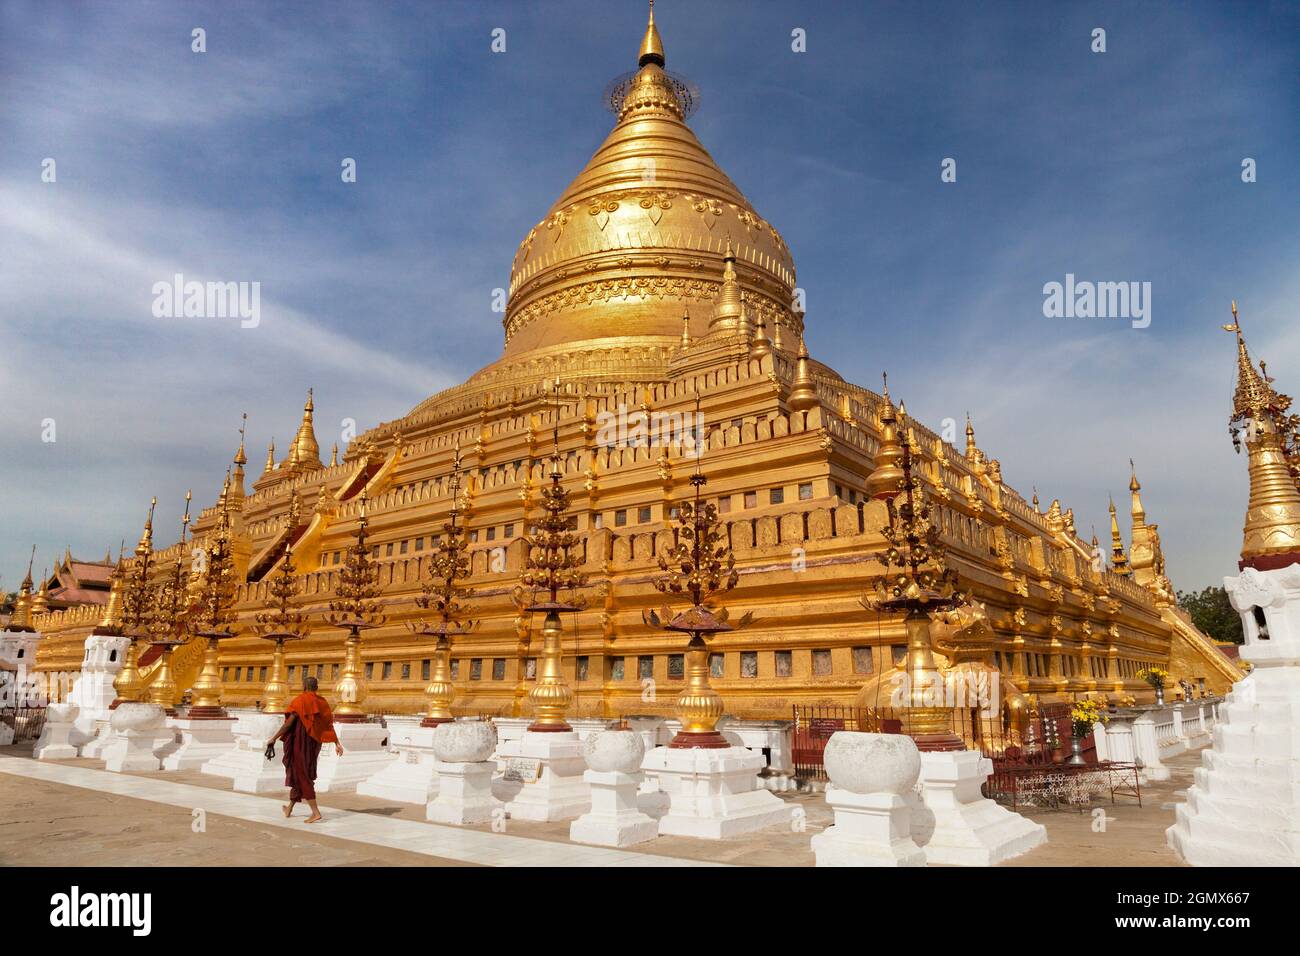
(500, 6, 798, 368)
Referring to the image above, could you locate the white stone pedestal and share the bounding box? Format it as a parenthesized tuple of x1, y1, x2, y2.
(102, 703, 167, 773)
(570, 770, 659, 846)
(499, 731, 591, 822)
(200, 713, 287, 793)
(312, 721, 394, 794)
(356, 718, 439, 804)
(160, 717, 237, 771)
(1168, 562, 1300, 866)
(78, 721, 115, 759)
(642, 744, 793, 839)
(33, 703, 79, 760)
(813, 789, 926, 867)
(911, 749, 1046, 866)
(427, 761, 496, 825)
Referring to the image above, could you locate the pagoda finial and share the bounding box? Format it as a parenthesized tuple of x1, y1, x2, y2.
(965, 412, 977, 459)
(136, 497, 157, 556)
(234, 413, 248, 466)
(1109, 495, 1132, 576)
(287, 388, 322, 471)
(263, 439, 275, 476)
(21, 544, 35, 590)
(639, 0, 665, 68)
(680, 305, 691, 349)
(709, 236, 743, 334)
(1129, 458, 1146, 529)
(330, 442, 339, 467)
(787, 335, 818, 412)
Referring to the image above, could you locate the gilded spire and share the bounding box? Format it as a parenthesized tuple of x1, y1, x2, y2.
(1109, 496, 1132, 576)
(136, 497, 157, 558)
(230, 413, 248, 500)
(787, 335, 818, 413)
(31, 568, 50, 615)
(330, 442, 339, 467)
(287, 388, 322, 471)
(1128, 459, 1146, 529)
(709, 237, 744, 333)
(965, 413, 977, 459)
(98, 545, 127, 633)
(866, 374, 904, 499)
(638, 0, 665, 68)
(1223, 300, 1277, 419)
(680, 306, 692, 349)
(263, 439, 275, 476)
(20, 544, 34, 591)
(772, 317, 785, 353)
(1223, 303, 1300, 562)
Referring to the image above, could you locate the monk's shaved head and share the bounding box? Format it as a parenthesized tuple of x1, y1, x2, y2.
(303, 676, 318, 692)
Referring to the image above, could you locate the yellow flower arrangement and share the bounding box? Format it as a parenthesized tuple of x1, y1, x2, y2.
(1136, 666, 1169, 690)
(1070, 698, 1107, 738)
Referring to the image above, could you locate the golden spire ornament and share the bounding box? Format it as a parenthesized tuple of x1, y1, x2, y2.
(112, 499, 158, 706)
(1109, 496, 1132, 575)
(145, 494, 193, 715)
(857, 398, 967, 751)
(411, 440, 478, 726)
(515, 378, 588, 732)
(254, 546, 311, 713)
(644, 394, 751, 748)
(325, 489, 387, 720)
(190, 487, 240, 718)
(1223, 302, 1300, 562)
(4, 546, 37, 633)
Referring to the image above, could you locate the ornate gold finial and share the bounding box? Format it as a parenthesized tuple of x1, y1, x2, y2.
(263, 439, 275, 476)
(97, 544, 127, 633)
(867, 377, 905, 500)
(639, 0, 665, 68)
(234, 413, 248, 466)
(254, 547, 311, 713)
(787, 334, 818, 412)
(1223, 303, 1300, 562)
(680, 306, 692, 349)
(1109, 496, 1132, 576)
(325, 490, 386, 720)
(965, 412, 977, 458)
(644, 398, 750, 747)
(412, 447, 478, 725)
(330, 442, 338, 467)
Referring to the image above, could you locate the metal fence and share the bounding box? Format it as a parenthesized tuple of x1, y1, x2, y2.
(1, 706, 46, 743)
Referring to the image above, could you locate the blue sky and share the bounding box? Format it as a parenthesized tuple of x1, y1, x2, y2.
(1, 0, 1297, 593)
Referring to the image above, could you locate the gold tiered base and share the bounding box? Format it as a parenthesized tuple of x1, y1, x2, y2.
(527, 609, 574, 732)
(670, 634, 729, 749)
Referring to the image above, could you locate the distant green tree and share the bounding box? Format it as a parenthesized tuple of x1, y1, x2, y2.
(1178, 586, 1244, 645)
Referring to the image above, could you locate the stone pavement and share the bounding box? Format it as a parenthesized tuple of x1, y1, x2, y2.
(0, 744, 1197, 866)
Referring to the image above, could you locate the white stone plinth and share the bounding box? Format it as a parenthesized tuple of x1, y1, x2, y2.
(160, 717, 237, 771)
(427, 761, 496, 826)
(78, 720, 115, 759)
(357, 720, 440, 803)
(102, 703, 166, 773)
(499, 730, 591, 822)
(67, 633, 128, 751)
(33, 703, 79, 760)
(312, 721, 394, 793)
(912, 749, 1046, 866)
(570, 770, 659, 846)
(642, 744, 793, 839)
(201, 714, 288, 793)
(813, 789, 927, 867)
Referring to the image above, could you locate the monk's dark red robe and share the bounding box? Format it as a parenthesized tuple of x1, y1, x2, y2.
(282, 692, 338, 802)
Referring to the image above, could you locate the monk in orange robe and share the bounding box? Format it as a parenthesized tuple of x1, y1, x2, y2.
(268, 676, 344, 824)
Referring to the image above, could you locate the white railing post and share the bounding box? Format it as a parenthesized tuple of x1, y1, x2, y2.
(1132, 715, 1170, 781)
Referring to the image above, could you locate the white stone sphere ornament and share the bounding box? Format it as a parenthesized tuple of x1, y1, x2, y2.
(583, 725, 646, 773)
(432, 718, 497, 763)
(110, 702, 166, 733)
(822, 731, 921, 794)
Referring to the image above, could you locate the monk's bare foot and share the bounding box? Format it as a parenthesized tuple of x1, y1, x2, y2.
(304, 813, 322, 824)
(282, 803, 293, 818)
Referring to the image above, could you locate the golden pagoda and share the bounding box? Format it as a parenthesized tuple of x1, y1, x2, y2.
(30, 4, 1244, 716)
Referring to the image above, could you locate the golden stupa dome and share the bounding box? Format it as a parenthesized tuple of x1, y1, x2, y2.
(500, 4, 798, 364)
